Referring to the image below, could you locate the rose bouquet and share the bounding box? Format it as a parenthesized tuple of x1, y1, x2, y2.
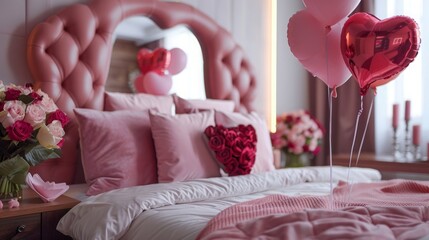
(270, 110, 323, 167)
(204, 124, 257, 176)
(0, 81, 69, 200)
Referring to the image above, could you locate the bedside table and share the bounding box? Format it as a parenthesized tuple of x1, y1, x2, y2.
(333, 153, 429, 180)
(0, 188, 79, 240)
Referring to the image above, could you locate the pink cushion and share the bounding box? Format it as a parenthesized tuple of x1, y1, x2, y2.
(149, 110, 221, 182)
(173, 94, 235, 114)
(74, 108, 157, 195)
(104, 92, 173, 114)
(214, 111, 275, 173)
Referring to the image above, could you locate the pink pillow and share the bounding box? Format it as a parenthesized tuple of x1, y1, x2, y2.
(104, 92, 173, 114)
(214, 111, 275, 173)
(149, 110, 221, 182)
(204, 125, 257, 176)
(74, 108, 158, 195)
(173, 94, 235, 114)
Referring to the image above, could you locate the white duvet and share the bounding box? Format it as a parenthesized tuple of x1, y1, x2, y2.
(57, 166, 381, 240)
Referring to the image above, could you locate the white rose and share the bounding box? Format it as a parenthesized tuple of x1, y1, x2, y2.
(36, 123, 62, 149)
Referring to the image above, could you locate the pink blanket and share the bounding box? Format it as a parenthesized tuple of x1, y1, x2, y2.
(198, 180, 429, 239)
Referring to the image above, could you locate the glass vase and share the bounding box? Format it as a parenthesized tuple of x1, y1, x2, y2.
(282, 152, 310, 168)
(0, 176, 23, 202)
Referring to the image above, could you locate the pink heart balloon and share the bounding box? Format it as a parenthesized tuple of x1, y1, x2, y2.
(287, 10, 351, 89)
(303, 0, 360, 26)
(341, 13, 420, 95)
(143, 72, 173, 95)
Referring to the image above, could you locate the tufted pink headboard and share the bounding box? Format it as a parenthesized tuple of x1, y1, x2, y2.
(27, 0, 257, 184)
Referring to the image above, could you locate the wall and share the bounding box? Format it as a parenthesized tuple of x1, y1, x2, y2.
(0, 0, 308, 119)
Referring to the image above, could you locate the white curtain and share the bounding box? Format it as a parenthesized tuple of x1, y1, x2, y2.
(374, 0, 429, 158)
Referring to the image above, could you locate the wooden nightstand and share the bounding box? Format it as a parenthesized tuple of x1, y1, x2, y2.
(333, 153, 429, 180)
(0, 188, 79, 240)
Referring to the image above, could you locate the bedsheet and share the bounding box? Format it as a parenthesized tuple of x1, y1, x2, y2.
(57, 166, 381, 240)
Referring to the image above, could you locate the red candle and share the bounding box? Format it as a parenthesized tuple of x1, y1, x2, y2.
(405, 100, 411, 122)
(392, 104, 399, 129)
(412, 124, 420, 146)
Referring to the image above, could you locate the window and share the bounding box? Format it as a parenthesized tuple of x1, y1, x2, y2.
(374, 0, 428, 157)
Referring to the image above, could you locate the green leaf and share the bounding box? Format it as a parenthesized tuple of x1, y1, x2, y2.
(18, 94, 34, 104)
(24, 145, 61, 166)
(0, 155, 30, 185)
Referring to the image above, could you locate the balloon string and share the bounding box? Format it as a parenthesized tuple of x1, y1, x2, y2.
(346, 96, 363, 187)
(327, 87, 333, 210)
(346, 94, 374, 205)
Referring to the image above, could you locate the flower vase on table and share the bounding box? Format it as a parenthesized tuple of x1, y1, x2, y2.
(0, 156, 29, 201)
(270, 110, 324, 169)
(0, 81, 69, 202)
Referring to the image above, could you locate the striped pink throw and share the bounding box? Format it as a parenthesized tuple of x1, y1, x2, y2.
(198, 179, 429, 239)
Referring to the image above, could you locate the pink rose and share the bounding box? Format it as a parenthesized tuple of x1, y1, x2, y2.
(46, 109, 69, 127)
(24, 104, 46, 127)
(2, 100, 26, 127)
(37, 90, 58, 113)
(47, 120, 65, 138)
(6, 120, 33, 141)
(4, 88, 21, 100)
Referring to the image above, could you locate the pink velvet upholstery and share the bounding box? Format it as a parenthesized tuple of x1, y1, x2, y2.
(27, 0, 257, 183)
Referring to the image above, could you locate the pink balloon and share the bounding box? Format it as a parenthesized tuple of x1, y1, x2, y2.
(143, 72, 173, 95)
(167, 48, 187, 75)
(287, 10, 351, 89)
(303, 0, 360, 26)
(287, 10, 325, 60)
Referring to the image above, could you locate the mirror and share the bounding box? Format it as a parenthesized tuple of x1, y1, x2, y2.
(107, 16, 206, 99)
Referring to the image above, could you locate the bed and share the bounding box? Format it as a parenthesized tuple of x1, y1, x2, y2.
(26, 0, 429, 239)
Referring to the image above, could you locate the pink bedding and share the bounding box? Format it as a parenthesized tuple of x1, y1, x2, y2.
(198, 180, 429, 239)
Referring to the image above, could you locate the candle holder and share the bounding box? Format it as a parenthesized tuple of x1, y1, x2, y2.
(392, 128, 402, 160)
(412, 144, 421, 161)
(403, 122, 413, 162)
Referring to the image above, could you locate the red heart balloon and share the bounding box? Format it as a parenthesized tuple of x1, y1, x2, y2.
(341, 13, 420, 95)
(137, 49, 153, 74)
(151, 48, 171, 74)
(136, 48, 171, 75)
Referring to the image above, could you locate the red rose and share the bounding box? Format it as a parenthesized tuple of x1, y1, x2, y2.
(215, 147, 232, 162)
(0, 101, 4, 111)
(5, 88, 21, 101)
(224, 130, 237, 146)
(239, 147, 256, 165)
(208, 135, 225, 151)
(231, 139, 245, 157)
(47, 109, 70, 127)
(204, 126, 217, 138)
(57, 138, 65, 148)
(6, 120, 33, 141)
(28, 91, 43, 103)
(224, 158, 239, 174)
